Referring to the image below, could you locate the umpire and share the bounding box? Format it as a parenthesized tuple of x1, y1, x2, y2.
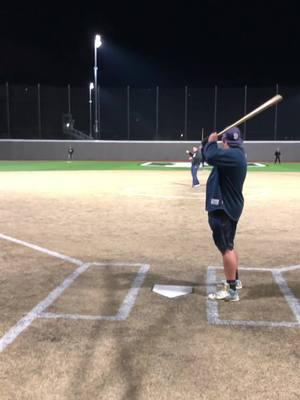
(204, 127, 247, 302)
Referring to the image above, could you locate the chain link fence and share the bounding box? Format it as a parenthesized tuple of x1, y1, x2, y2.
(0, 83, 299, 140)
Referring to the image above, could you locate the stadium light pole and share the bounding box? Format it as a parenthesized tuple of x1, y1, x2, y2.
(94, 34, 102, 138)
(89, 82, 94, 137)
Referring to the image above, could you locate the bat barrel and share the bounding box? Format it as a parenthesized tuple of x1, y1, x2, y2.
(211, 94, 283, 138)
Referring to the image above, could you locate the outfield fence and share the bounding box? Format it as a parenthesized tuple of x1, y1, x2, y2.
(0, 140, 299, 162)
(1, 84, 300, 141)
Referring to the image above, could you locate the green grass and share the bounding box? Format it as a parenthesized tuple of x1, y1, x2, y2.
(0, 161, 142, 171)
(251, 163, 300, 172)
(0, 161, 299, 172)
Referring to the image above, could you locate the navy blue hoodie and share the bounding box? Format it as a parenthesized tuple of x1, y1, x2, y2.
(204, 141, 247, 221)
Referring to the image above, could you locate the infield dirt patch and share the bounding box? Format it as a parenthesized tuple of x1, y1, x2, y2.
(0, 170, 299, 400)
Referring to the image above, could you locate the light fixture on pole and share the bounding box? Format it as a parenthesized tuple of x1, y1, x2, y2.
(94, 34, 102, 138)
(89, 82, 94, 137)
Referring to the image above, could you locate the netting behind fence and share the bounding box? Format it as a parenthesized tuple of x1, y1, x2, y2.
(0, 84, 299, 140)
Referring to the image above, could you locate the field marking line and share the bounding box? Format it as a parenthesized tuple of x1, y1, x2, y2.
(92, 262, 147, 267)
(0, 262, 90, 352)
(206, 266, 300, 329)
(206, 267, 219, 325)
(279, 264, 300, 272)
(38, 263, 150, 321)
(212, 267, 277, 272)
(213, 265, 300, 273)
(39, 312, 118, 321)
(0, 233, 83, 266)
(212, 319, 300, 328)
(116, 264, 150, 320)
(0, 259, 150, 351)
(272, 270, 300, 323)
(211, 266, 299, 272)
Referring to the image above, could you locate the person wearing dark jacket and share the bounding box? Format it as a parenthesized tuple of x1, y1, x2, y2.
(186, 146, 202, 187)
(274, 148, 281, 164)
(68, 146, 74, 161)
(204, 127, 247, 302)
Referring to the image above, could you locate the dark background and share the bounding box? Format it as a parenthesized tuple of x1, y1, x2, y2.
(1, 2, 299, 86)
(1, 2, 300, 140)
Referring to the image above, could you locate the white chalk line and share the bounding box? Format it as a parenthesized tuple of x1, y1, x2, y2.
(38, 263, 150, 321)
(39, 312, 119, 321)
(272, 271, 300, 323)
(206, 268, 219, 325)
(212, 265, 300, 272)
(0, 233, 83, 266)
(93, 262, 147, 267)
(206, 266, 300, 328)
(0, 233, 150, 352)
(279, 264, 300, 273)
(117, 264, 150, 320)
(213, 319, 300, 328)
(0, 262, 90, 352)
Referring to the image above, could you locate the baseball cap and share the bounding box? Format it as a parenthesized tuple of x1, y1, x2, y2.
(222, 127, 243, 146)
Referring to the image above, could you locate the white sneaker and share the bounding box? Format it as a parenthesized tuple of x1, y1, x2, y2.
(208, 282, 229, 300)
(236, 279, 242, 290)
(224, 289, 240, 302)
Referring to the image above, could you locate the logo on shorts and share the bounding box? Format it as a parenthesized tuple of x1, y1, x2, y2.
(211, 199, 220, 205)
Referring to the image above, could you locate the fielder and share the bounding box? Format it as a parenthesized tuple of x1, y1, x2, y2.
(186, 146, 202, 187)
(274, 148, 281, 164)
(68, 146, 74, 161)
(205, 127, 247, 302)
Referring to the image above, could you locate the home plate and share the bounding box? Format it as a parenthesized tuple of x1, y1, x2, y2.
(152, 285, 193, 299)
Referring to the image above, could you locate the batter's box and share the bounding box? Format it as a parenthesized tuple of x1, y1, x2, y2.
(38, 262, 150, 321)
(206, 265, 300, 328)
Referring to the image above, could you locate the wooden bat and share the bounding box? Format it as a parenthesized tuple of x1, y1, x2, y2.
(215, 94, 283, 138)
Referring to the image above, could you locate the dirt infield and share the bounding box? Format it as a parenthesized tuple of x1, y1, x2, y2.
(0, 169, 299, 400)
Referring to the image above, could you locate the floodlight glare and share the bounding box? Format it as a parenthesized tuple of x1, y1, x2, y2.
(95, 34, 102, 48)
(93, 34, 102, 137)
(90, 82, 94, 90)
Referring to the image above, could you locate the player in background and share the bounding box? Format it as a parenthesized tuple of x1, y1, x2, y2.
(204, 127, 247, 302)
(274, 148, 281, 164)
(186, 145, 202, 187)
(68, 146, 74, 162)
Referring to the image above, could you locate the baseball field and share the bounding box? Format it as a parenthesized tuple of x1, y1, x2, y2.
(0, 162, 299, 400)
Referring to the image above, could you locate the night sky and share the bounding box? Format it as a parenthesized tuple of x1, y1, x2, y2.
(1, 2, 300, 87)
